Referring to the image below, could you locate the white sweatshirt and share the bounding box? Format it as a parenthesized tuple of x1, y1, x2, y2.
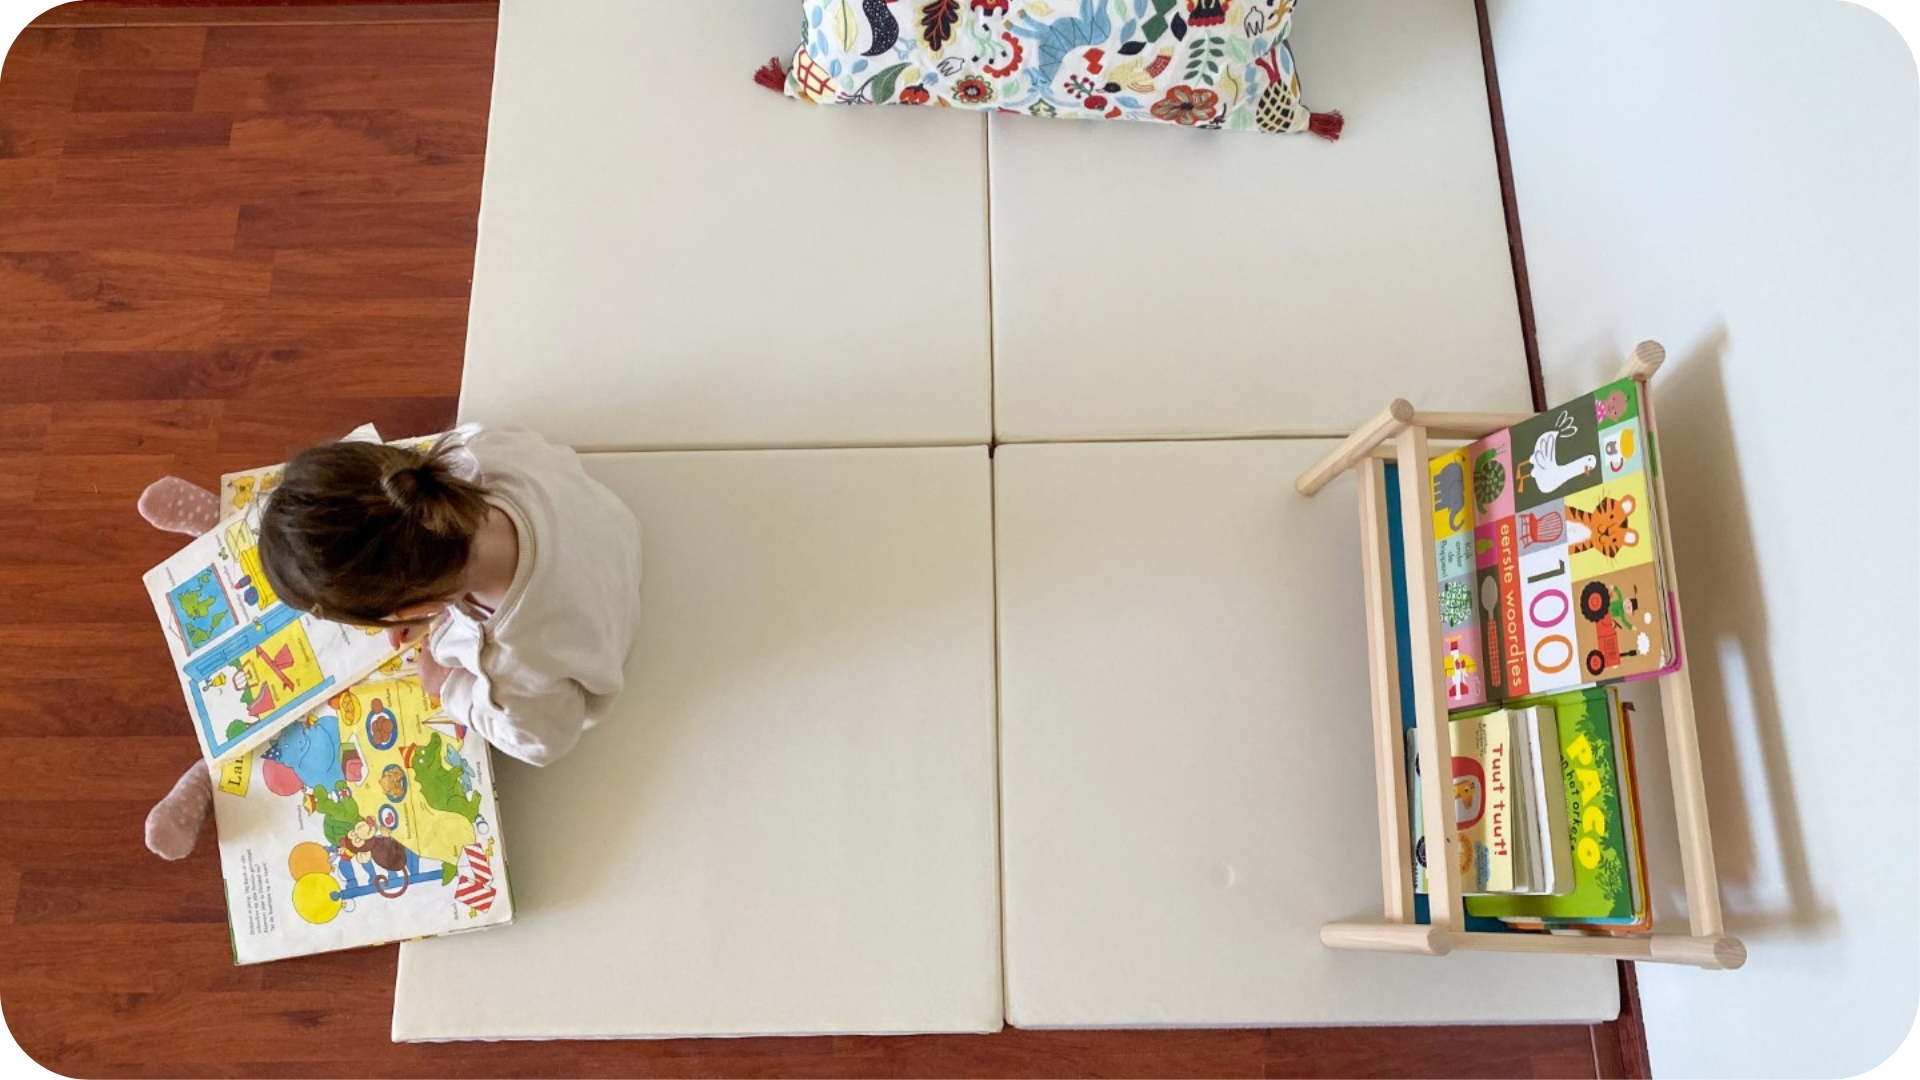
(426, 424, 642, 766)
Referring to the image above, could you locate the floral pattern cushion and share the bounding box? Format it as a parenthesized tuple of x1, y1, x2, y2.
(775, 0, 1338, 137)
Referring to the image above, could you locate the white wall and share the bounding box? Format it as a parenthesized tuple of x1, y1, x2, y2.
(1490, 2, 1919, 1076)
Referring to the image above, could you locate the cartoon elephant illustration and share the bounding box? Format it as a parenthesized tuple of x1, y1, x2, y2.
(1432, 460, 1468, 532)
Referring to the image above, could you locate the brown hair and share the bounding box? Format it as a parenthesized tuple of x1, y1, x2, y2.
(257, 438, 490, 626)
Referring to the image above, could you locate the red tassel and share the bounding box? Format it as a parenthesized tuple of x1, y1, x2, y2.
(753, 57, 787, 92)
(1308, 110, 1344, 141)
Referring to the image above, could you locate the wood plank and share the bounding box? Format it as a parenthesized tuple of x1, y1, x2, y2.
(228, 109, 487, 158)
(72, 67, 201, 111)
(0, 737, 192, 801)
(0, 676, 194, 738)
(0, 157, 60, 204)
(0, 251, 272, 301)
(0, 507, 196, 567)
(0, 563, 175, 626)
(44, 399, 224, 455)
(0, 51, 81, 110)
(839, 1031, 1265, 1079)
(235, 201, 475, 248)
(0, 924, 261, 994)
(1264, 1025, 1602, 1080)
(8, 860, 228, 925)
(1, 345, 460, 402)
(270, 246, 473, 297)
(0, 300, 229, 353)
(0, 403, 52, 451)
(56, 149, 485, 203)
(68, 26, 210, 68)
(34, 3, 501, 29)
(63, 111, 233, 152)
(0, 107, 69, 159)
(32, 453, 186, 510)
(194, 63, 494, 113)
(0, 862, 18, 924)
(0, 452, 41, 508)
(0, 802, 211, 877)
(202, 22, 496, 67)
(0, 205, 238, 251)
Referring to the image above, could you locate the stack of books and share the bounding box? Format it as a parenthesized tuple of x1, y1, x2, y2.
(1407, 690, 1650, 933)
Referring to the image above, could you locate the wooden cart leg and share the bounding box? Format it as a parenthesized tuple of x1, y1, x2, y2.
(1395, 425, 1464, 932)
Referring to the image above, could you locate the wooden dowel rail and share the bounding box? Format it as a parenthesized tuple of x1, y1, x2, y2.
(1295, 399, 1415, 496)
(1409, 411, 1535, 441)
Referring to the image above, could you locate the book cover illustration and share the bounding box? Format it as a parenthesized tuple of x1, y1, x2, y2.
(1468, 687, 1635, 923)
(1466, 380, 1674, 707)
(1410, 713, 1517, 895)
(1507, 697, 1652, 932)
(212, 667, 513, 964)
(1429, 446, 1486, 710)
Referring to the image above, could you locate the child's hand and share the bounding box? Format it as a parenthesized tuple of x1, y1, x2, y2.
(417, 648, 452, 697)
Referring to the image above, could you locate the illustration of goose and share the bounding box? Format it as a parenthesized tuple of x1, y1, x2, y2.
(1515, 412, 1597, 495)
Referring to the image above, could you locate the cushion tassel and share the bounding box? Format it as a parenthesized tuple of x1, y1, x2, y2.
(1308, 110, 1345, 141)
(753, 57, 787, 92)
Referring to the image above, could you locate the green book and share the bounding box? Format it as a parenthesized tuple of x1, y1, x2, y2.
(1466, 687, 1634, 922)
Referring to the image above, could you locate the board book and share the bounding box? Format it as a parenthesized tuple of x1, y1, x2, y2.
(193, 427, 514, 963)
(1462, 378, 1678, 710)
(1467, 686, 1640, 925)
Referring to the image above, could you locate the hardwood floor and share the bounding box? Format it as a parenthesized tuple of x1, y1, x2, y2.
(0, 3, 1643, 1076)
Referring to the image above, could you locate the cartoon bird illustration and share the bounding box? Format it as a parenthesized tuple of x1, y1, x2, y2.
(1515, 413, 1597, 495)
(1101, 44, 1173, 93)
(862, 0, 900, 57)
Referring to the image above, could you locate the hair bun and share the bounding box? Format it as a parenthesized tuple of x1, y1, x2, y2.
(379, 462, 439, 510)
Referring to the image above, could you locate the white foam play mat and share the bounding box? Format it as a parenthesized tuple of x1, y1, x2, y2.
(393, 0, 1619, 1040)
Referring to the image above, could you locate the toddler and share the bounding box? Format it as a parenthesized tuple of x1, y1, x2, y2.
(142, 425, 642, 859)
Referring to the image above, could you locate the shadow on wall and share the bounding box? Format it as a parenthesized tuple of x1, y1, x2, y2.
(1650, 326, 1834, 939)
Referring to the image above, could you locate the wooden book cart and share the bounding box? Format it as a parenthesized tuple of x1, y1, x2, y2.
(1296, 341, 1745, 971)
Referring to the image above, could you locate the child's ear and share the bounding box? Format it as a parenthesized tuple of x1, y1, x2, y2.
(389, 600, 446, 622)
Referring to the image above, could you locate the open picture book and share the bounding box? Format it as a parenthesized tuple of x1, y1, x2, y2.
(146, 425, 514, 964)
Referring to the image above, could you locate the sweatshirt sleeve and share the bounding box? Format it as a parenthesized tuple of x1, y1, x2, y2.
(438, 664, 588, 768)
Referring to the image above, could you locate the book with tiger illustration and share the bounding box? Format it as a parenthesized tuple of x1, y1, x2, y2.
(1463, 379, 1676, 709)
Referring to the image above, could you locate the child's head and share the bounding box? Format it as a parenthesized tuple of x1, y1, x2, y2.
(258, 439, 490, 626)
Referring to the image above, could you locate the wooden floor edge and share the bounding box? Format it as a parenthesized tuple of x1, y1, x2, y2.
(28, 2, 497, 29)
